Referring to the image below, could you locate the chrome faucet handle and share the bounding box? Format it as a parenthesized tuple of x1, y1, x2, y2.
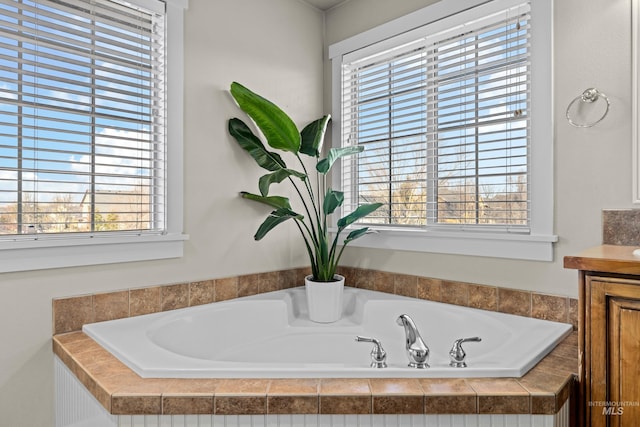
(449, 337, 482, 367)
(355, 336, 387, 368)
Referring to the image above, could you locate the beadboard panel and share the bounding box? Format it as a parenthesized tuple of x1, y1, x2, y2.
(55, 357, 569, 427)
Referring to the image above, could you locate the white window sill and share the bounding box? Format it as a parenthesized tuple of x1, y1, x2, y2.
(340, 227, 558, 261)
(0, 233, 189, 273)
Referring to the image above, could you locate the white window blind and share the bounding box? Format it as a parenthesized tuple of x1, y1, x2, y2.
(341, 1, 531, 233)
(0, 0, 166, 237)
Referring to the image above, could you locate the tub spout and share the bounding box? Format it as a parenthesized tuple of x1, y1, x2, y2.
(396, 314, 429, 368)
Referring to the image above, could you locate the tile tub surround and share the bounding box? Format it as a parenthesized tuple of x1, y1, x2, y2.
(52, 267, 578, 417)
(53, 331, 577, 416)
(52, 267, 578, 335)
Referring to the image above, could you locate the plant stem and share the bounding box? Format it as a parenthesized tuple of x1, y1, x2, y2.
(293, 219, 317, 278)
(295, 155, 322, 232)
(287, 176, 319, 247)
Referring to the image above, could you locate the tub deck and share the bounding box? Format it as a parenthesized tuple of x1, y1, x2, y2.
(52, 331, 577, 416)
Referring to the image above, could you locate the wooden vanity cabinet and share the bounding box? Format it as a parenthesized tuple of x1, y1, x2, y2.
(565, 246, 640, 427)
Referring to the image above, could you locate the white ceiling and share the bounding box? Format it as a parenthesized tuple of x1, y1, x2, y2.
(302, 0, 348, 11)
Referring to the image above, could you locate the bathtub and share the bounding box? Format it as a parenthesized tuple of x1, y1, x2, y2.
(82, 286, 572, 379)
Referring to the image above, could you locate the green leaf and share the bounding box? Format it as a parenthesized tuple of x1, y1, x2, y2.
(322, 189, 344, 215)
(228, 118, 286, 171)
(316, 146, 364, 174)
(344, 227, 371, 244)
(337, 203, 384, 228)
(240, 192, 292, 210)
(230, 82, 301, 153)
(300, 115, 330, 157)
(254, 208, 303, 240)
(258, 169, 306, 196)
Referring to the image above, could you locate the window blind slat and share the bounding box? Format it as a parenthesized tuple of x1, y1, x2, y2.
(341, 1, 531, 229)
(0, 0, 166, 235)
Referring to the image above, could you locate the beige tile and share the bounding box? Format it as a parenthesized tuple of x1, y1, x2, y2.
(467, 378, 529, 414)
(162, 394, 214, 415)
(440, 280, 469, 306)
(476, 394, 529, 414)
(78, 369, 112, 411)
(351, 268, 375, 290)
(419, 378, 477, 414)
(498, 288, 531, 317)
(268, 396, 318, 414)
(294, 267, 312, 286)
(550, 341, 578, 360)
(280, 269, 300, 289)
(532, 293, 568, 323)
(468, 285, 498, 311)
(517, 367, 569, 394)
(161, 283, 189, 311)
(369, 377, 423, 413)
(53, 295, 94, 334)
(237, 274, 260, 298)
(189, 280, 215, 306)
(259, 271, 281, 293)
(562, 331, 578, 348)
(268, 379, 319, 395)
(568, 298, 578, 330)
(85, 354, 133, 380)
(215, 379, 270, 395)
(419, 378, 475, 395)
(53, 331, 96, 353)
(517, 368, 573, 414)
(320, 395, 371, 414)
(533, 353, 578, 377)
(336, 266, 355, 284)
(319, 377, 372, 414)
(427, 395, 477, 414)
(417, 277, 442, 302)
(215, 277, 238, 302)
(94, 291, 129, 322)
(369, 378, 423, 395)
(215, 396, 266, 415)
(110, 377, 171, 414)
(373, 395, 423, 414)
(113, 377, 174, 394)
(394, 274, 418, 298)
(467, 378, 529, 395)
(91, 371, 140, 399)
(73, 347, 118, 371)
(529, 394, 557, 415)
(168, 379, 219, 394)
(129, 286, 161, 316)
(373, 270, 394, 294)
(111, 394, 162, 415)
(320, 379, 371, 395)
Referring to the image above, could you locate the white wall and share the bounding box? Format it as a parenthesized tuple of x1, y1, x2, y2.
(325, 0, 634, 297)
(0, 1, 324, 425)
(0, 0, 634, 425)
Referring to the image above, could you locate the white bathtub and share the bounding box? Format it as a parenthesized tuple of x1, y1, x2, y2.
(82, 287, 572, 379)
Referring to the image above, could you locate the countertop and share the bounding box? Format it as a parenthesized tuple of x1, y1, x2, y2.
(564, 244, 640, 275)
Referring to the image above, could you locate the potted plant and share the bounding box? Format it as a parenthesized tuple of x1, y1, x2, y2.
(227, 82, 382, 322)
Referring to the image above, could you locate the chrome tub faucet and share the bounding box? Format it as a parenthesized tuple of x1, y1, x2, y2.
(396, 314, 429, 368)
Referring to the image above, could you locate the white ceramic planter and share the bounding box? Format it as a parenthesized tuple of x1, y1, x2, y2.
(304, 274, 345, 323)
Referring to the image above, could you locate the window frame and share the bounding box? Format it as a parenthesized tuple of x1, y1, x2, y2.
(0, 0, 188, 273)
(329, 0, 556, 261)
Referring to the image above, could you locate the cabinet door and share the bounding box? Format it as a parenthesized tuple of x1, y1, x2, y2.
(589, 278, 640, 427)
